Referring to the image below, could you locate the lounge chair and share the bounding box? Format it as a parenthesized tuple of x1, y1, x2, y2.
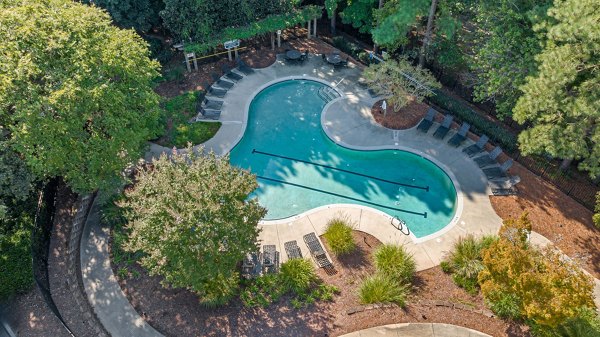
(321, 54, 327, 64)
(473, 146, 503, 168)
(236, 59, 255, 75)
(203, 81, 227, 98)
(433, 115, 454, 139)
(199, 97, 223, 110)
(221, 64, 243, 82)
(197, 106, 221, 120)
(416, 108, 437, 133)
(284, 240, 303, 260)
(210, 73, 234, 90)
(448, 122, 471, 147)
(262, 245, 279, 274)
(463, 135, 489, 157)
(488, 175, 521, 189)
(482, 159, 513, 179)
(303, 233, 333, 269)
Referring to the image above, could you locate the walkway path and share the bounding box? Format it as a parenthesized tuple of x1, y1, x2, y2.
(338, 323, 491, 337)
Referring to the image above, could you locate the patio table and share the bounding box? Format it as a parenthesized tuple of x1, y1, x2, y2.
(286, 50, 301, 60)
(326, 54, 342, 64)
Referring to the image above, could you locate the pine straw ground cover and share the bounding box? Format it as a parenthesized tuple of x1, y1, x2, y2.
(111, 231, 529, 337)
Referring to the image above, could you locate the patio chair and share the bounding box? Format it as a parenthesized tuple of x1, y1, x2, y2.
(221, 64, 243, 82)
(262, 245, 280, 274)
(488, 175, 521, 189)
(210, 73, 234, 90)
(197, 106, 221, 120)
(303, 232, 333, 269)
(321, 54, 327, 64)
(284, 240, 303, 260)
(447, 122, 471, 147)
(241, 252, 261, 279)
(473, 146, 503, 168)
(203, 81, 227, 98)
(463, 135, 489, 157)
(236, 59, 255, 75)
(433, 115, 454, 139)
(199, 97, 223, 110)
(416, 108, 437, 133)
(482, 159, 513, 179)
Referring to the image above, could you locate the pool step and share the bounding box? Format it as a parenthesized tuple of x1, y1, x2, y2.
(317, 87, 341, 103)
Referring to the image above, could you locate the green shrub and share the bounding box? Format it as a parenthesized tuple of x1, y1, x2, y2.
(199, 273, 240, 307)
(332, 36, 362, 58)
(428, 90, 518, 151)
(557, 307, 600, 337)
(487, 290, 521, 319)
(358, 274, 408, 306)
(593, 192, 600, 229)
(442, 235, 496, 294)
(323, 216, 356, 256)
(373, 244, 416, 284)
(0, 222, 33, 299)
(240, 273, 286, 308)
(279, 258, 317, 293)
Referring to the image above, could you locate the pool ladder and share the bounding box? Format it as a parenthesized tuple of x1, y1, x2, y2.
(317, 87, 341, 103)
(392, 216, 410, 236)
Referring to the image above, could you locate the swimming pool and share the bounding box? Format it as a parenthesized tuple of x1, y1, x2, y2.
(229, 80, 457, 238)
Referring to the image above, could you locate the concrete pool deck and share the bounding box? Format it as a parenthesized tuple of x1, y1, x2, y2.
(145, 54, 503, 267)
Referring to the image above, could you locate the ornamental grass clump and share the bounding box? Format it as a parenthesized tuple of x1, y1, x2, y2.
(323, 216, 356, 256)
(373, 244, 416, 284)
(358, 274, 408, 306)
(279, 258, 318, 294)
(358, 244, 415, 306)
(440, 234, 496, 294)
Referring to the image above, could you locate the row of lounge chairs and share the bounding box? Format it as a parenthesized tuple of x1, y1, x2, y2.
(241, 233, 335, 278)
(417, 107, 519, 194)
(196, 60, 256, 120)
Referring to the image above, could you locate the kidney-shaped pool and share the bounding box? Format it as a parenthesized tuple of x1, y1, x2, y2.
(229, 79, 457, 239)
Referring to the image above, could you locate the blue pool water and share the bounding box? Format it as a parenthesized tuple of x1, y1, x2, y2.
(229, 80, 457, 238)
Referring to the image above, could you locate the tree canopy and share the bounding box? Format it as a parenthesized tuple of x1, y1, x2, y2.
(513, 0, 600, 178)
(479, 213, 595, 328)
(119, 148, 266, 305)
(362, 57, 441, 110)
(372, 0, 430, 50)
(0, 0, 163, 193)
(85, 0, 164, 33)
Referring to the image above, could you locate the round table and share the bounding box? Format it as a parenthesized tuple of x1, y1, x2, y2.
(286, 50, 301, 60)
(326, 54, 342, 64)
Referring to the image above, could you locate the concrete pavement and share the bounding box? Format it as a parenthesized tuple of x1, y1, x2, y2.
(338, 323, 492, 337)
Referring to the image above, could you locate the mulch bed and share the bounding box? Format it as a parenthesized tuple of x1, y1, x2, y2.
(112, 230, 528, 337)
(370, 100, 429, 130)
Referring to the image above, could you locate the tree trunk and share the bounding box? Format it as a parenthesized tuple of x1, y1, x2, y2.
(330, 9, 336, 35)
(419, 0, 438, 67)
(560, 158, 573, 171)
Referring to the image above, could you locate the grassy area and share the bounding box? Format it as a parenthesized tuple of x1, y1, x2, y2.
(323, 216, 356, 256)
(156, 91, 221, 148)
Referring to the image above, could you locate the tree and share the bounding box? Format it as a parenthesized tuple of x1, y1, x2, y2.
(0, 0, 162, 193)
(340, 0, 378, 34)
(0, 140, 36, 221)
(362, 57, 441, 110)
(325, 0, 339, 35)
(513, 0, 599, 176)
(469, 0, 551, 118)
(479, 213, 595, 328)
(372, 0, 430, 50)
(418, 0, 438, 67)
(85, 0, 164, 33)
(119, 148, 266, 305)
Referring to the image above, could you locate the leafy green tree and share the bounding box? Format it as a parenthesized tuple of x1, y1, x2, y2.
(362, 57, 441, 110)
(469, 0, 551, 118)
(479, 213, 595, 328)
(0, 0, 162, 193)
(119, 148, 266, 305)
(340, 0, 378, 34)
(0, 140, 36, 220)
(85, 0, 164, 33)
(372, 0, 430, 50)
(513, 0, 600, 177)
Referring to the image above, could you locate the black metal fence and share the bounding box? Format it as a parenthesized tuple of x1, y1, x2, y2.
(30, 179, 75, 337)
